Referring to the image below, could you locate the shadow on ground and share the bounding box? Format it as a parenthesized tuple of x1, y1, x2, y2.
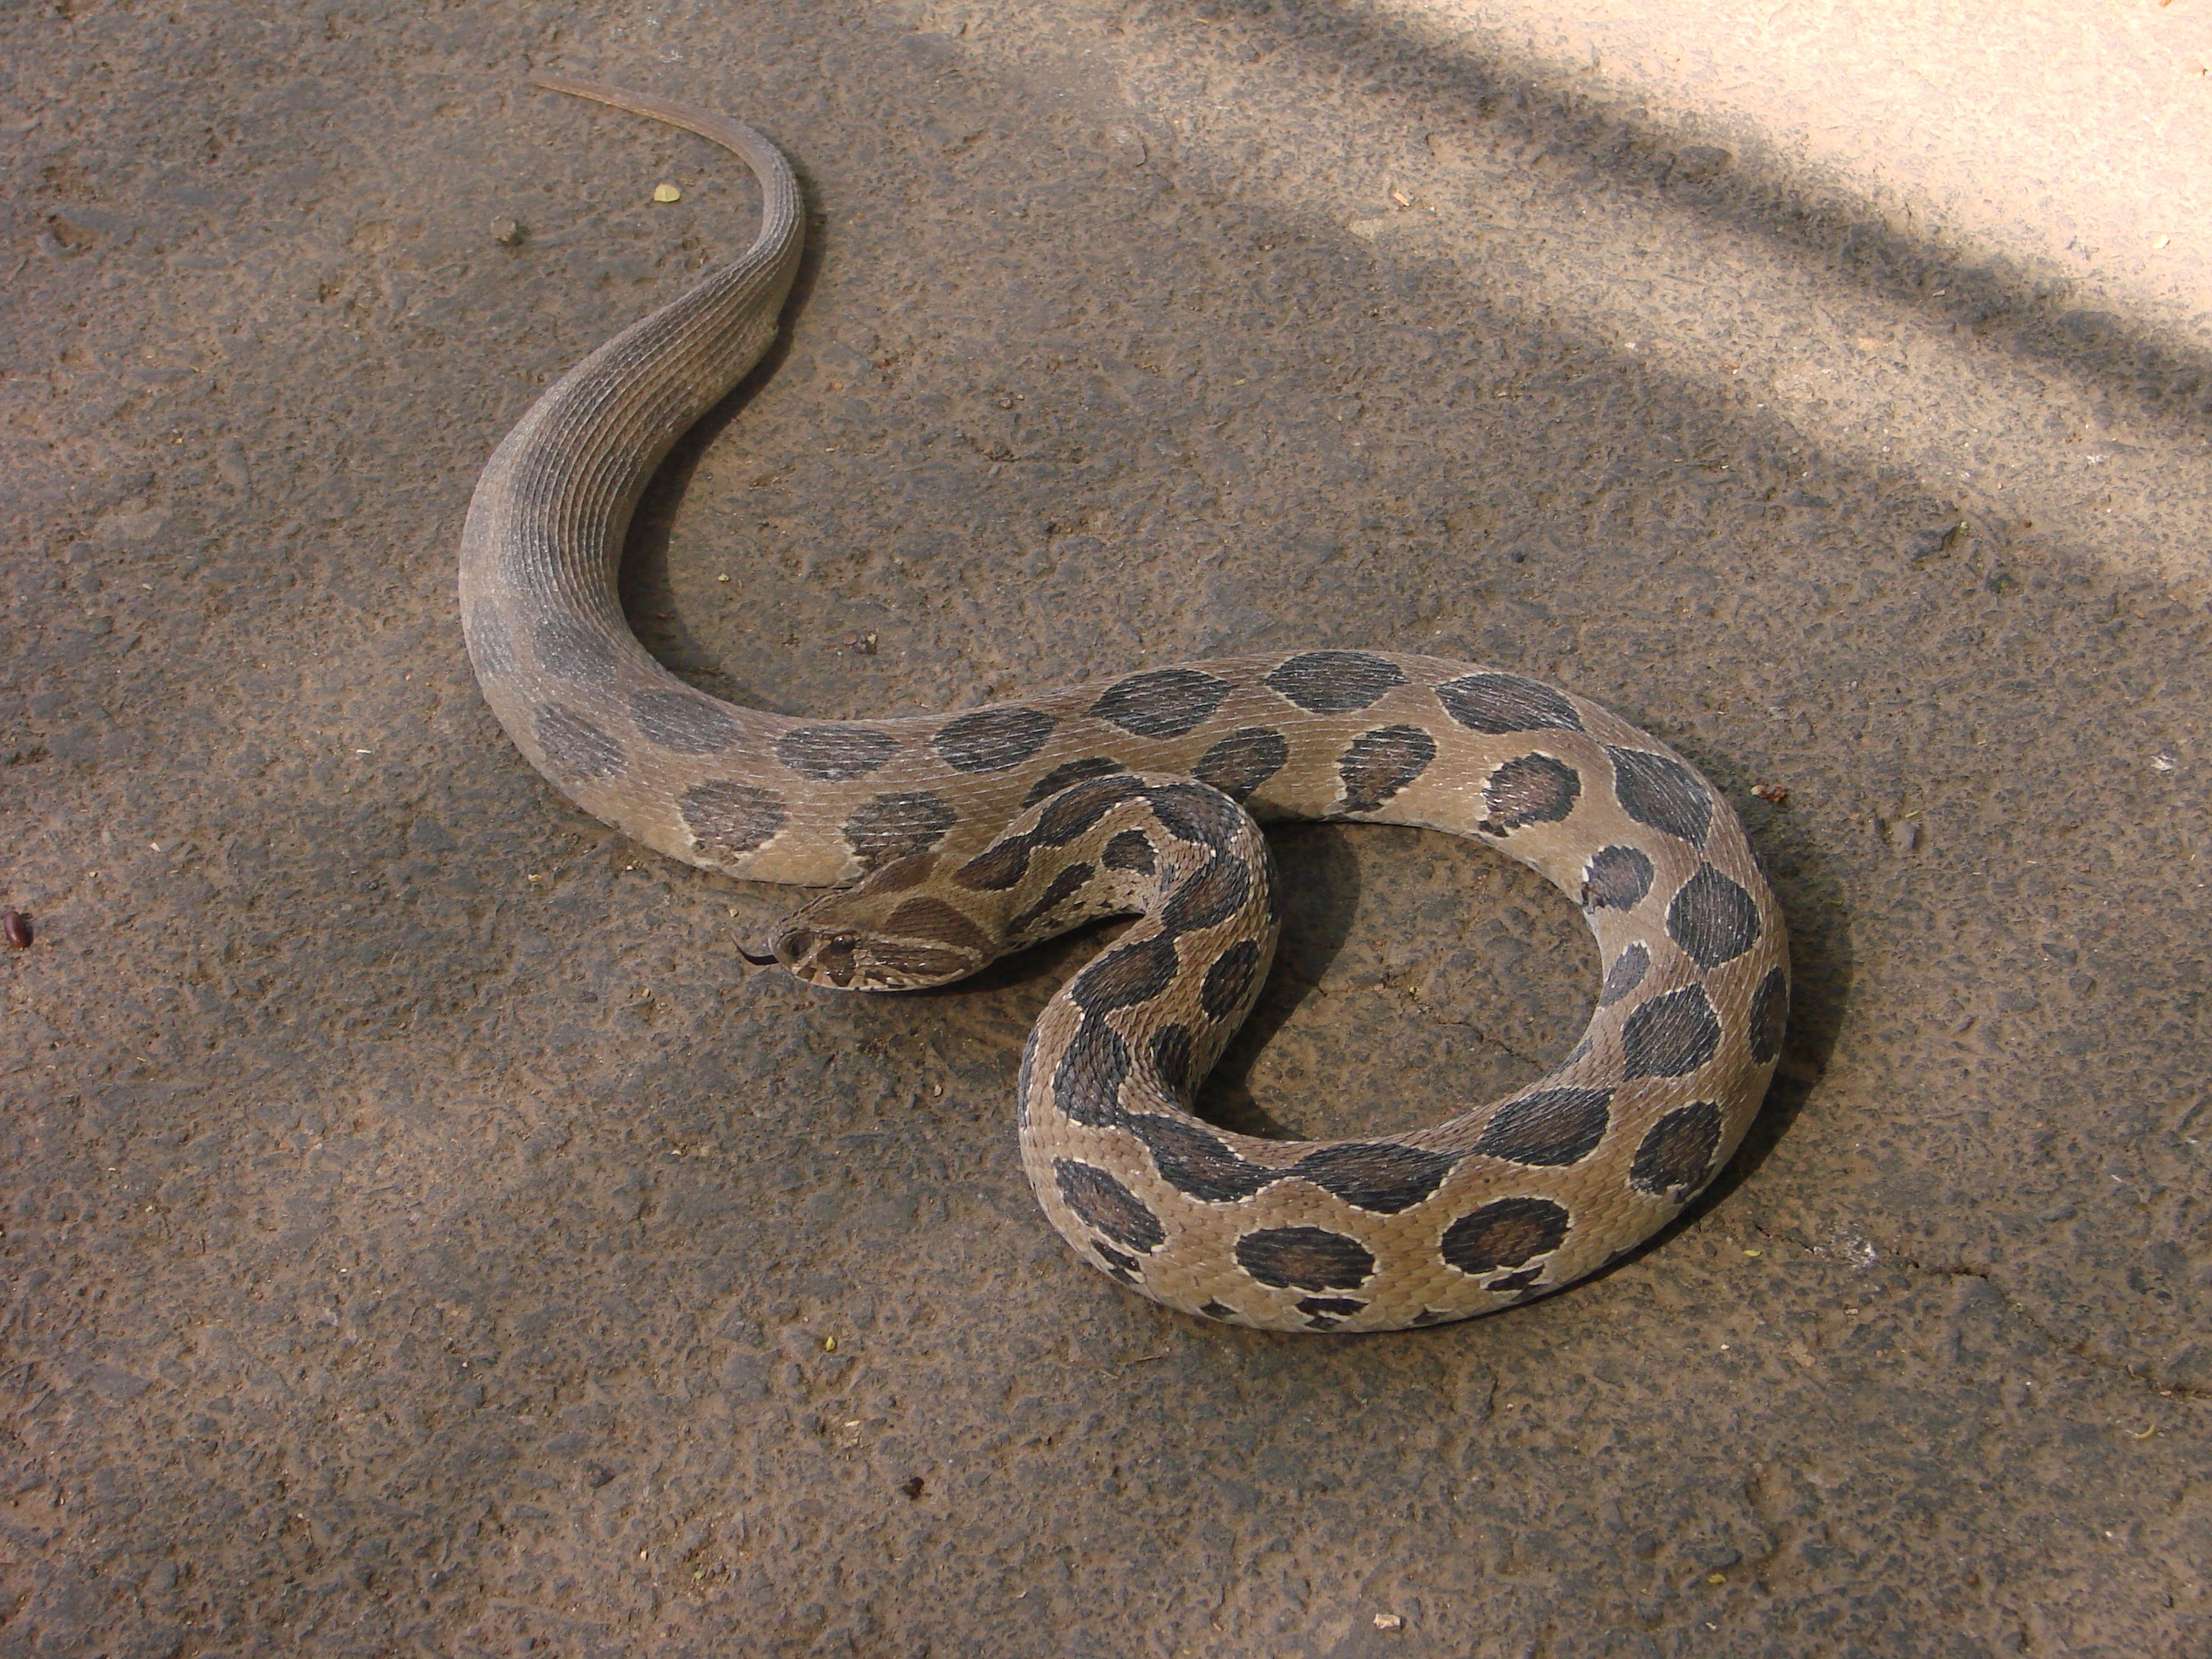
(4, 1, 2206, 1655)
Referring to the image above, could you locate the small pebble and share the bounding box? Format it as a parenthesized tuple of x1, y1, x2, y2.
(1752, 783, 1789, 806)
(1372, 1613, 1404, 1632)
(653, 182, 683, 204)
(489, 216, 527, 247)
(2, 911, 30, 949)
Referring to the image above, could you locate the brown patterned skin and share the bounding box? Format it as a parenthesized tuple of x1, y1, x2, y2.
(462, 80, 1789, 1333)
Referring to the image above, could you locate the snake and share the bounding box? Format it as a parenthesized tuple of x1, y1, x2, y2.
(459, 76, 1789, 1334)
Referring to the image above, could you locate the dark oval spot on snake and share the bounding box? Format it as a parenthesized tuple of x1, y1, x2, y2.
(884, 896, 991, 956)
(1289, 1142, 1455, 1214)
(1482, 752, 1581, 833)
(1583, 844, 1655, 910)
(1144, 781, 1251, 850)
(1439, 1196, 1570, 1276)
(1050, 1020, 1131, 1128)
(1089, 667, 1234, 739)
(1748, 966, 1789, 1065)
(534, 703, 626, 783)
(1629, 1100, 1725, 1200)
(1434, 673, 1584, 734)
(680, 778, 788, 861)
(1336, 724, 1437, 814)
(1606, 747, 1714, 846)
(533, 611, 621, 682)
(1053, 1159, 1166, 1253)
(1159, 852, 1253, 938)
(1022, 756, 1129, 809)
(841, 791, 958, 871)
(1128, 1115, 1277, 1202)
(1033, 773, 1148, 846)
(1234, 1226, 1376, 1291)
(1198, 938, 1263, 1020)
(954, 837, 1033, 891)
(1666, 864, 1763, 969)
(1197, 1299, 1239, 1321)
(860, 851, 940, 894)
(1069, 934, 1179, 1015)
(629, 688, 743, 755)
(1007, 862, 1095, 939)
(1620, 986, 1723, 1079)
(1192, 727, 1290, 803)
(933, 706, 1058, 773)
(1473, 1088, 1614, 1167)
(775, 724, 897, 780)
(1264, 650, 1408, 714)
(1597, 943, 1650, 1008)
(1102, 829, 1156, 873)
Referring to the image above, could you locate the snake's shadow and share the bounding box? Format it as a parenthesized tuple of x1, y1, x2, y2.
(1200, 823, 1367, 1138)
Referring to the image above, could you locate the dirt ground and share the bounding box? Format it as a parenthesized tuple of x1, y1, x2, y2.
(5, 1, 2210, 1654)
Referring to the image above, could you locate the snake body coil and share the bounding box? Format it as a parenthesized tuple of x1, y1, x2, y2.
(462, 77, 1788, 1333)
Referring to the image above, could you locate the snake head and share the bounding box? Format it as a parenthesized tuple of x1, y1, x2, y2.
(764, 868, 996, 992)
(766, 921, 866, 988)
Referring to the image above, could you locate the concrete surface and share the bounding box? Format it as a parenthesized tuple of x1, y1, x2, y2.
(5, 0, 2209, 1654)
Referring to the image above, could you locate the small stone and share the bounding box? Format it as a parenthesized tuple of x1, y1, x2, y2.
(1881, 817, 1920, 853)
(489, 216, 527, 246)
(1373, 1613, 1404, 1632)
(652, 183, 683, 204)
(215, 438, 251, 495)
(2, 910, 30, 949)
(1751, 783, 1789, 805)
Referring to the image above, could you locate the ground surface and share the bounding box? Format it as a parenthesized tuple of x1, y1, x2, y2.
(5, 1, 2211, 1655)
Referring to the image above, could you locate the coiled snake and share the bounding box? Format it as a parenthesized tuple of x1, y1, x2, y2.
(460, 76, 1788, 1333)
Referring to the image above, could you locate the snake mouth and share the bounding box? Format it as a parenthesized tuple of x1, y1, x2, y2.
(768, 925, 861, 987)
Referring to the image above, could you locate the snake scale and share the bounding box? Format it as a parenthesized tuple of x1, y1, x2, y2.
(460, 76, 1789, 1334)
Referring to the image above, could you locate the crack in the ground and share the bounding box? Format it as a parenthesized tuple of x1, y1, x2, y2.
(1748, 1221, 2211, 1403)
(1419, 1011, 1552, 1074)
(1891, 1253, 2212, 1406)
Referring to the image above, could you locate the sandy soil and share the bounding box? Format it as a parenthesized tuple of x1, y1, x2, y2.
(4, 1, 2208, 1653)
